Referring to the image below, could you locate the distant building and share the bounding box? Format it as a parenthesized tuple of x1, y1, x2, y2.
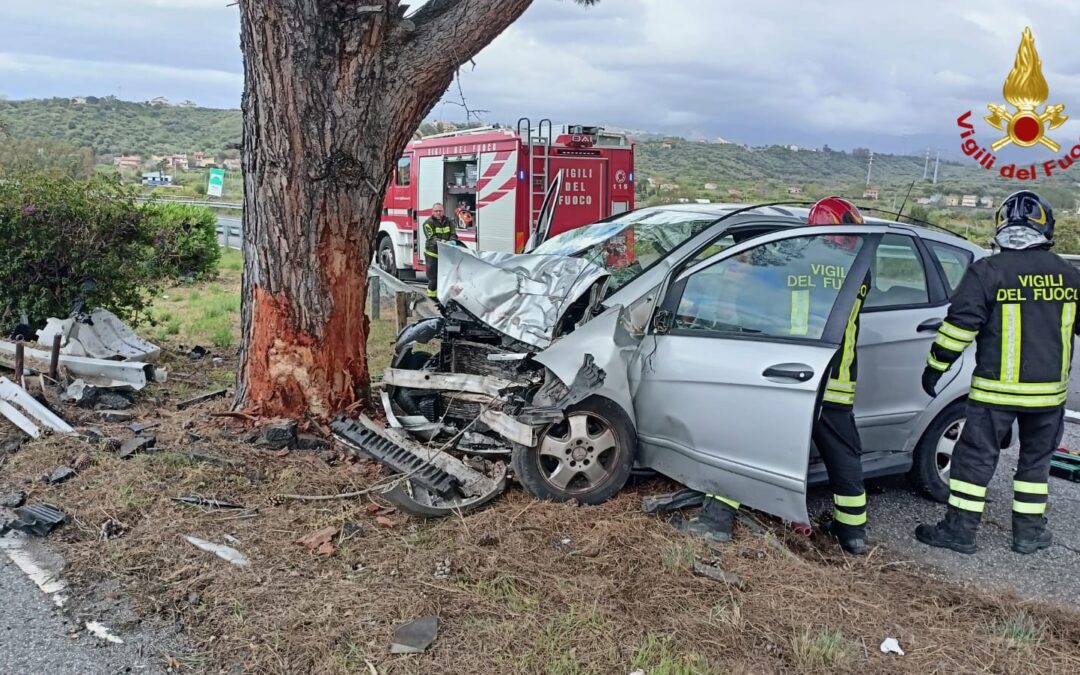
(929, 193, 944, 204)
(703, 183, 719, 191)
(980, 195, 995, 209)
(71, 96, 87, 105)
(714, 137, 731, 145)
(142, 171, 173, 186)
(167, 154, 189, 171)
(113, 155, 143, 169)
(863, 186, 881, 200)
(661, 139, 674, 150)
(945, 195, 960, 207)
(192, 152, 217, 168)
(694, 199, 712, 204)
(223, 158, 242, 171)
(786, 186, 802, 195)
(961, 195, 978, 208)
(916, 197, 932, 205)
(659, 183, 678, 192)
(787, 145, 800, 152)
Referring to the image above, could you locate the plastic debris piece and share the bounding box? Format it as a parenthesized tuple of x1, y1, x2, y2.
(390, 616, 438, 654)
(173, 496, 245, 510)
(880, 637, 905, 656)
(183, 535, 251, 567)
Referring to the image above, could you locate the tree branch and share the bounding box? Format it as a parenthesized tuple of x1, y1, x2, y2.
(403, 0, 533, 76)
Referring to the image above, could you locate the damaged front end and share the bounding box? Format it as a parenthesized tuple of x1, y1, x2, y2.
(334, 245, 637, 517)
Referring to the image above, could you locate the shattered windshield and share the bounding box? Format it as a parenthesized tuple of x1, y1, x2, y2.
(533, 209, 719, 292)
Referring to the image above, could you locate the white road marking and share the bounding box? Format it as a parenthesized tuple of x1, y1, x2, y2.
(0, 533, 68, 607)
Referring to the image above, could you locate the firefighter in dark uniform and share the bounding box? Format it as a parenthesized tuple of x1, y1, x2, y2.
(917, 190, 1079, 555)
(422, 202, 458, 299)
(673, 197, 872, 555)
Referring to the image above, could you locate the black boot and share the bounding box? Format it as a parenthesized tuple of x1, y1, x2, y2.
(828, 520, 867, 555)
(670, 498, 736, 544)
(1012, 515, 1052, 554)
(915, 508, 979, 554)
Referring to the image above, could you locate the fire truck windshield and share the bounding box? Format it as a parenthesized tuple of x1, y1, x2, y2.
(533, 208, 718, 292)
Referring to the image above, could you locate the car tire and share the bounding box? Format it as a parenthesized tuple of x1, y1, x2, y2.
(377, 236, 399, 278)
(909, 401, 966, 503)
(512, 396, 636, 505)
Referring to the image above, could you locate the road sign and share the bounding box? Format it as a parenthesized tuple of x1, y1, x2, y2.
(207, 168, 225, 197)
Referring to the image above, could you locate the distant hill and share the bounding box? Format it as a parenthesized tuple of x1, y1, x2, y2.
(0, 97, 241, 157)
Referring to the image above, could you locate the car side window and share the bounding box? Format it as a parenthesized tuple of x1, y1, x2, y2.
(864, 234, 929, 309)
(673, 234, 865, 340)
(928, 241, 974, 295)
(396, 157, 411, 186)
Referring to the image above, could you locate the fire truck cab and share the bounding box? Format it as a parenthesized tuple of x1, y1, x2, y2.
(377, 119, 635, 279)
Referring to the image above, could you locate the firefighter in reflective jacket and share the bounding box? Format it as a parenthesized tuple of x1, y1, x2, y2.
(917, 190, 1080, 555)
(422, 202, 458, 299)
(673, 197, 872, 555)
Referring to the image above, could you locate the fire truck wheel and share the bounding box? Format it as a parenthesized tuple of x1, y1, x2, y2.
(512, 397, 636, 505)
(377, 236, 398, 278)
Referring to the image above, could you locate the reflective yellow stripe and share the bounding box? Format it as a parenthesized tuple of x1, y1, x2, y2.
(834, 492, 866, 508)
(425, 250, 439, 258)
(970, 377, 1066, 395)
(837, 293, 864, 382)
(969, 389, 1066, 408)
(790, 290, 810, 336)
(1012, 500, 1047, 515)
(833, 509, 867, 526)
(949, 479, 987, 497)
(941, 321, 977, 341)
(927, 355, 950, 372)
(1062, 303, 1076, 385)
(949, 495, 986, 513)
(706, 494, 740, 509)
(1014, 480, 1049, 495)
(425, 289, 438, 298)
(827, 378, 855, 393)
(1001, 303, 1021, 383)
(824, 391, 855, 406)
(934, 333, 969, 352)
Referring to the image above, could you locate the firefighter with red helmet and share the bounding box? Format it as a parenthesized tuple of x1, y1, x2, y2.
(916, 191, 1080, 555)
(673, 197, 872, 555)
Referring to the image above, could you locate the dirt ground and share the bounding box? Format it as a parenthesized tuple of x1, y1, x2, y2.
(4, 344, 1080, 674)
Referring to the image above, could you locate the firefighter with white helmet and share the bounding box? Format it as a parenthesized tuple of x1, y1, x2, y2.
(673, 197, 872, 554)
(917, 190, 1080, 555)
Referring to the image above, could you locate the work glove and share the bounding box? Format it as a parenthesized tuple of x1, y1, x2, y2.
(921, 367, 942, 398)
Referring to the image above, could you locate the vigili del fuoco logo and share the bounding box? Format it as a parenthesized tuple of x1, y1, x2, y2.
(956, 27, 1077, 180)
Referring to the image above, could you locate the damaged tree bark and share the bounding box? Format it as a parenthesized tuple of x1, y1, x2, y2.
(235, 0, 534, 418)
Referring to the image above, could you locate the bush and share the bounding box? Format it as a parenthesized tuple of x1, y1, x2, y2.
(0, 172, 161, 326)
(142, 202, 221, 280)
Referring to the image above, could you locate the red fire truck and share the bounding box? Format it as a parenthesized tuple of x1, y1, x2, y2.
(376, 119, 635, 278)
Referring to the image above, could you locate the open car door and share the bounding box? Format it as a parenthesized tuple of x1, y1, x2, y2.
(629, 226, 884, 524)
(523, 170, 564, 253)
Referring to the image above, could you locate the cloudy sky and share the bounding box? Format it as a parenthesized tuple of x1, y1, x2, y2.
(3, 0, 1080, 155)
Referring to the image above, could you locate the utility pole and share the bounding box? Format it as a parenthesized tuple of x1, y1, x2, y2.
(932, 150, 940, 184)
(866, 150, 874, 186)
(923, 148, 930, 180)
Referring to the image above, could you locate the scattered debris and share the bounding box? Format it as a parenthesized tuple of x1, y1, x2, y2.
(173, 496, 245, 510)
(295, 432, 327, 451)
(390, 616, 439, 654)
(434, 558, 452, 579)
(72, 452, 92, 471)
(0, 339, 163, 390)
(0, 503, 67, 537)
(183, 535, 251, 567)
(85, 620, 124, 644)
(0, 431, 24, 455)
(0, 491, 26, 508)
(692, 562, 745, 590)
(641, 488, 705, 514)
(96, 409, 136, 424)
(223, 534, 241, 545)
(118, 435, 156, 459)
(48, 466, 77, 484)
(211, 357, 224, 367)
(99, 519, 126, 541)
(63, 380, 136, 409)
(1051, 448, 1080, 482)
(187, 346, 209, 360)
(375, 515, 395, 529)
(37, 309, 161, 362)
(261, 419, 298, 450)
(341, 521, 367, 540)
(297, 526, 339, 557)
(128, 421, 160, 434)
(176, 388, 229, 410)
(880, 637, 905, 656)
(0, 376, 75, 438)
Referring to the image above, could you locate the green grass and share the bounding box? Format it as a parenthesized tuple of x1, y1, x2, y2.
(469, 575, 540, 614)
(660, 542, 696, 572)
(791, 628, 858, 671)
(996, 612, 1044, 648)
(630, 634, 709, 675)
(528, 609, 615, 675)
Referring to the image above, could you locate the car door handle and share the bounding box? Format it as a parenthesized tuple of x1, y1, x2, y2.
(763, 365, 815, 382)
(917, 318, 944, 333)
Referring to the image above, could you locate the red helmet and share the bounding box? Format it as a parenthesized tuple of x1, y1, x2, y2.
(808, 197, 864, 225)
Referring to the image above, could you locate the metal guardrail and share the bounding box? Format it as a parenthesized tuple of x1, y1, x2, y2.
(137, 196, 244, 210)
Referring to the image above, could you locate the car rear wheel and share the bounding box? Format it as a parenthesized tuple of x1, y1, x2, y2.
(909, 402, 965, 503)
(512, 397, 635, 505)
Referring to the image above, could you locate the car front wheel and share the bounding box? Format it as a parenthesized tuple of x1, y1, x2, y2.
(909, 402, 965, 503)
(377, 236, 398, 278)
(512, 397, 636, 505)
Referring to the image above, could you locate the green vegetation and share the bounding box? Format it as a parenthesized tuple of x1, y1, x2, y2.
(996, 612, 1045, 649)
(143, 202, 222, 279)
(790, 627, 859, 670)
(630, 634, 710, 675)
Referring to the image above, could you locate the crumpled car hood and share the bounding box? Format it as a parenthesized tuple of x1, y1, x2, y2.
(436, 243, 608, 349)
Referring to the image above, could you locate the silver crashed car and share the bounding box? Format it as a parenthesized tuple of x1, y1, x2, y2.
(343, 203, 985, 524)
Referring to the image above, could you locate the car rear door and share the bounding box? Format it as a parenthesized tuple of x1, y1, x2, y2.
(629, 227, 883, 524)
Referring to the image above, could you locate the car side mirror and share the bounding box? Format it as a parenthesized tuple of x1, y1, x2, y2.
(653, 309, 673, 335)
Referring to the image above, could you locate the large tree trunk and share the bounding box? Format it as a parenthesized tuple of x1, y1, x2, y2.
(236, 0, 531, 418)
